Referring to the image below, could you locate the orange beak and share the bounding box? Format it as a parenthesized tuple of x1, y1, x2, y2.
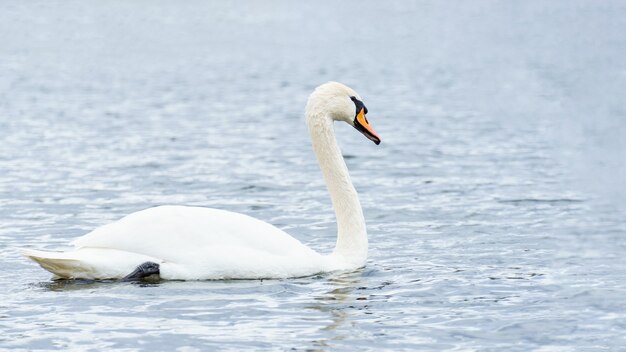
(354, 108, 381, 145)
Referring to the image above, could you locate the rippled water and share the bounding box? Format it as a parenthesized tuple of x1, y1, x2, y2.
(1, 1, 626, 350)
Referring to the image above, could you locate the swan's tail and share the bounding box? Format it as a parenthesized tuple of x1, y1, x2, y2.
(21, 247, 160, 280)
(20, 248, 87, 279)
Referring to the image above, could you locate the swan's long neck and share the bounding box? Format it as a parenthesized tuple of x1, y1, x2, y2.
(307, 113, 367, 266)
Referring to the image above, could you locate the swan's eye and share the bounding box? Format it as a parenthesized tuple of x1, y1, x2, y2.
(350, 96, 368, 117)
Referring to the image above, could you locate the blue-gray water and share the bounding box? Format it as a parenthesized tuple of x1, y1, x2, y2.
(1, 1, 625, 351)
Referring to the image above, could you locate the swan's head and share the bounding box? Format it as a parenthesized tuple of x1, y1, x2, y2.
(306, 81, 381, 145)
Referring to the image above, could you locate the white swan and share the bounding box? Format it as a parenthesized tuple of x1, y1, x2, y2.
(21, 82, 381, 280)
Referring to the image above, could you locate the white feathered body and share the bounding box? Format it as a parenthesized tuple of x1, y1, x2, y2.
(23, 205, 330, 280)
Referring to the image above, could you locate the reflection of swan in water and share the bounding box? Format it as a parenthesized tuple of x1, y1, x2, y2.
(36, 279, 128, 292)
(306, 269, 369, 348)
(21, 82, 382, 280)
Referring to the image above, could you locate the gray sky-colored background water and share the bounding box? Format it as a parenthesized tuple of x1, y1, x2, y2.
(1, 1, 625, 351)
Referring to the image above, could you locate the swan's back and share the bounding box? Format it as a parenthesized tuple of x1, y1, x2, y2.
(73, 205, 315, 262)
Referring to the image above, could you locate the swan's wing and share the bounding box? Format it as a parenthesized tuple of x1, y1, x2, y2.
(71, 205, 314, 263)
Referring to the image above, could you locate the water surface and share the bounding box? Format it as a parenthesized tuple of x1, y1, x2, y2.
(1, 1, 625, 350)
